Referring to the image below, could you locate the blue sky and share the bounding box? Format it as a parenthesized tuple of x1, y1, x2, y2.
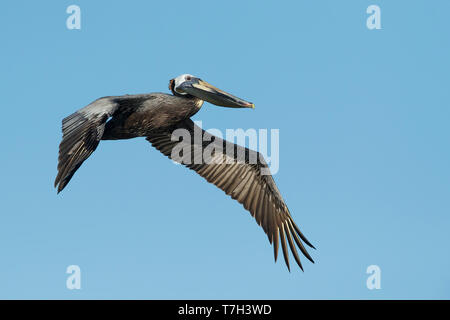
(0, 1, 449, 299)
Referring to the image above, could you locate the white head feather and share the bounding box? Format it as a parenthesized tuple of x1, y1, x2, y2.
(173, 74, 194, 95)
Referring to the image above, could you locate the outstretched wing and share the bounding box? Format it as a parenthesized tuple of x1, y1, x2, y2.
(146, 119, 315, 271)
(54, 97, 119, 193)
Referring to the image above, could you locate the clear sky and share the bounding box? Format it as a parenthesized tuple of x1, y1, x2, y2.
(0, 1, 449, 299)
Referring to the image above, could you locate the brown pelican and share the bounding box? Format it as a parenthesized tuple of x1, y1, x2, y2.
(55, 74, 315, 271)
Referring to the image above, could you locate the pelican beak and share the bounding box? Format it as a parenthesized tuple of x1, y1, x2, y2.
(178, 78, 255, 109)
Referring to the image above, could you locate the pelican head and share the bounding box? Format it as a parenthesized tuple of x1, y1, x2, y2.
(169, 74, 254, 109)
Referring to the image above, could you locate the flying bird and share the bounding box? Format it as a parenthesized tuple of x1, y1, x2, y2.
(55, 74, 315, 271)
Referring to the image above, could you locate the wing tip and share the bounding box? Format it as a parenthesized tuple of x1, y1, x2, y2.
(305, 240, 316, 250)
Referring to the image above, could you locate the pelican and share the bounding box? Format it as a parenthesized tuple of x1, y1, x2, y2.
(55, 74, 315, 271)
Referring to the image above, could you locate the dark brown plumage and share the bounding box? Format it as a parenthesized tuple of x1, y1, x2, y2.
(55, 74, 315, 271)
(147, 119, 315, 270)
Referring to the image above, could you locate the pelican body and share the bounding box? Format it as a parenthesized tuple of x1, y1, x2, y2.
(102, 93, 203, 139)
(55, 74, 315, 271)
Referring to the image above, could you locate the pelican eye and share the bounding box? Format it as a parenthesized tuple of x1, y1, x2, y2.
(185, 76, 192, 81)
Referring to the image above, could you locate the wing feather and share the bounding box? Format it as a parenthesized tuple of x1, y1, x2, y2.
(54, 97, 119, 193)
(146, 119, 314, 270)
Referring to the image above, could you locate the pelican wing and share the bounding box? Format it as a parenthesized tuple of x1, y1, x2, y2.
(146, 119, 314, 271)
(54, 97, 119, 193)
